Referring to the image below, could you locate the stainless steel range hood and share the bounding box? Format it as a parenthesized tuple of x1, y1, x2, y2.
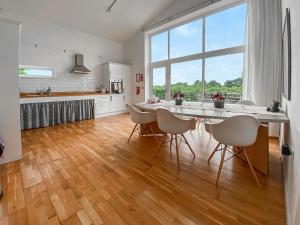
(70, 54, 91, 74)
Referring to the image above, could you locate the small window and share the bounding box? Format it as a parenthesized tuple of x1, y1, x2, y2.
(19, 65, 55, 79)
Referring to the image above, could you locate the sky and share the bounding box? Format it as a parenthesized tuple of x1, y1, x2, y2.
(152, 4, 247, 86)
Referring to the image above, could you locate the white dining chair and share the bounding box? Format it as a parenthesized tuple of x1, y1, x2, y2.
(238, 100, 256, 106)
(207, 115, 264, 187)
(127, 104, 157, 144)
(155, 108, 196, 169)
(204, 119, 223, 138)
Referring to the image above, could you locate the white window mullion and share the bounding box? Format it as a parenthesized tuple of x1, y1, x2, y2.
(201, 17, 206, 100)
(166, 63, 171, 101)
(166, 30, 171, 100)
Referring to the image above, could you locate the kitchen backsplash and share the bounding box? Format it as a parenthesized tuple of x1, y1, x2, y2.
(19, 71, 99, 92)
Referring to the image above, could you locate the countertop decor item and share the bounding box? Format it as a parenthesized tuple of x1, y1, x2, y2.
(211, 92, 226, 108)
(173, 92, 185, 105)
(147, 96, 160, 104)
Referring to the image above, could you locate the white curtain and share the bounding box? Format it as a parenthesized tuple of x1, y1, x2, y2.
(243, 0, 282, 106)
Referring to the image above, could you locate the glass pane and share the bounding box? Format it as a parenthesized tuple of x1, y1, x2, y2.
(151, 32, 168, 62)
(171, 60, 202, 102)
(153, 67, 166, 100)
(204, 53, 243, 103)
(170, 19, 202, 58)
(205, 4, 247, 51)
(19, 66, 54, 78)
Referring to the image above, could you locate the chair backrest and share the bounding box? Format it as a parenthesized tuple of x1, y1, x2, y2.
(127, 104, 155, 124)
(238, 100, 256, 106)
(210, 115, 260, 147)
(156, 108, 195, 134)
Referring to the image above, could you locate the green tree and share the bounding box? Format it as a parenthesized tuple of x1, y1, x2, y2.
(208, 80, 221, 87)
(153, 76, 243, 102)
(224, 77, 243, 87)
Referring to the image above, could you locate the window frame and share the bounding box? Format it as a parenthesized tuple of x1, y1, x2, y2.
(19, 65, 56, 79)
(149, 1, 246, 101)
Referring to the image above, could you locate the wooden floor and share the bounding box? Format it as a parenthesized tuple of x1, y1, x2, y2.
(0, 114, 285, 225)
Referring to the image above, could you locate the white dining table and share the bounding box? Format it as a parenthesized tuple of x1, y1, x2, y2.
(134, 101, 289, 175)
(134, 101, 289, 123)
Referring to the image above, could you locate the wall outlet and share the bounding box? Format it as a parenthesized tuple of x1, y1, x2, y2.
(290, 145, 295, 156)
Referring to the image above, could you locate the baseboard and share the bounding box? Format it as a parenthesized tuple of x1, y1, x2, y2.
(95, 110, 128, 118)
(283, 164, 291, 225)
(0, 154, 22, 164)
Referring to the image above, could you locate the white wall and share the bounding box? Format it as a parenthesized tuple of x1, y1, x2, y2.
(0, 19, 22, 163)
(147, 0, 216, 30)
(280, 0, 300, 224)
(124, 31, 146, 103)
(2, 12, 124, 93)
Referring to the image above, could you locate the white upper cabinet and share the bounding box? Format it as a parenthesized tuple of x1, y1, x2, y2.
(109, 63, 123, 80)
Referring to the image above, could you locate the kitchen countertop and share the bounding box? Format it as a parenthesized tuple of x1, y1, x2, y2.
(19, 91, 113, 104)
(20, 91, 110, 98)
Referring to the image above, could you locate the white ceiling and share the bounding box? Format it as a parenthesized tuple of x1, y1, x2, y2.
(0, 0, 175, 42)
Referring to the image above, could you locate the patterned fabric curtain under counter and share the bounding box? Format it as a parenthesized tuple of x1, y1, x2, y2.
(20, 99, 95, 130)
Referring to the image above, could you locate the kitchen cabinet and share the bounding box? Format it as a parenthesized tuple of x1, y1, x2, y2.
(110, 94, 125, 112)
(102, 63, 132, 107)
(94, 95, 110, 115)
(109, 63, 123, 80)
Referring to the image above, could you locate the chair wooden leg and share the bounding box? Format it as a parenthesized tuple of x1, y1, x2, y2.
(175, 135, 180, 170)
(128, 124, 137, 143)
(149, 126, 160, 143)
(208, 143, 221, 163)
(216, 145, 227, 186)
(181, 134, 195, 158)
(144, 125, 149, 136)
(154, 134, 167, 158)
(138, 125, 142, 145)
(169, 134, 173, 159)
(243, 150, 262, 188)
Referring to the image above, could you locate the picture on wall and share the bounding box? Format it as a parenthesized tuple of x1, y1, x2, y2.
(136, 73, 140, 82)
(282, 8, 292, 100)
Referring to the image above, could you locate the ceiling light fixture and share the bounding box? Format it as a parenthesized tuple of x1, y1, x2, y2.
(106, 0, 118, 14)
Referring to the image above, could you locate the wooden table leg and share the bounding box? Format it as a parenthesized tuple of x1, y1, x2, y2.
(140, 122, 164, 135)
(243, 125, 269, 176)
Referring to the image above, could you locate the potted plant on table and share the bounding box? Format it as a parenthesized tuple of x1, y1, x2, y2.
(211, 92, 226, 108)
(173, 92, 185, 105)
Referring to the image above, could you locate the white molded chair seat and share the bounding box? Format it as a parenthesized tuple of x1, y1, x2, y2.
(127, 104, 157, 144)
(157, 109, 196, 134)
(155, 108, 196, 169)
(204, 119, 223, 136)
(127, 104, 156, 125)
(207, 115, 264, 187)
(238, 100, 256, 106)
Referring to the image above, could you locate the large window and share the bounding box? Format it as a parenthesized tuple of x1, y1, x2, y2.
(150, 3, 247, 102)
(205, 54, 244, 103)
(171, 60, 202, 101)
(170, 19, 202, 58)
(153, 67, 166, 100)
(151, 31, 168, 62)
